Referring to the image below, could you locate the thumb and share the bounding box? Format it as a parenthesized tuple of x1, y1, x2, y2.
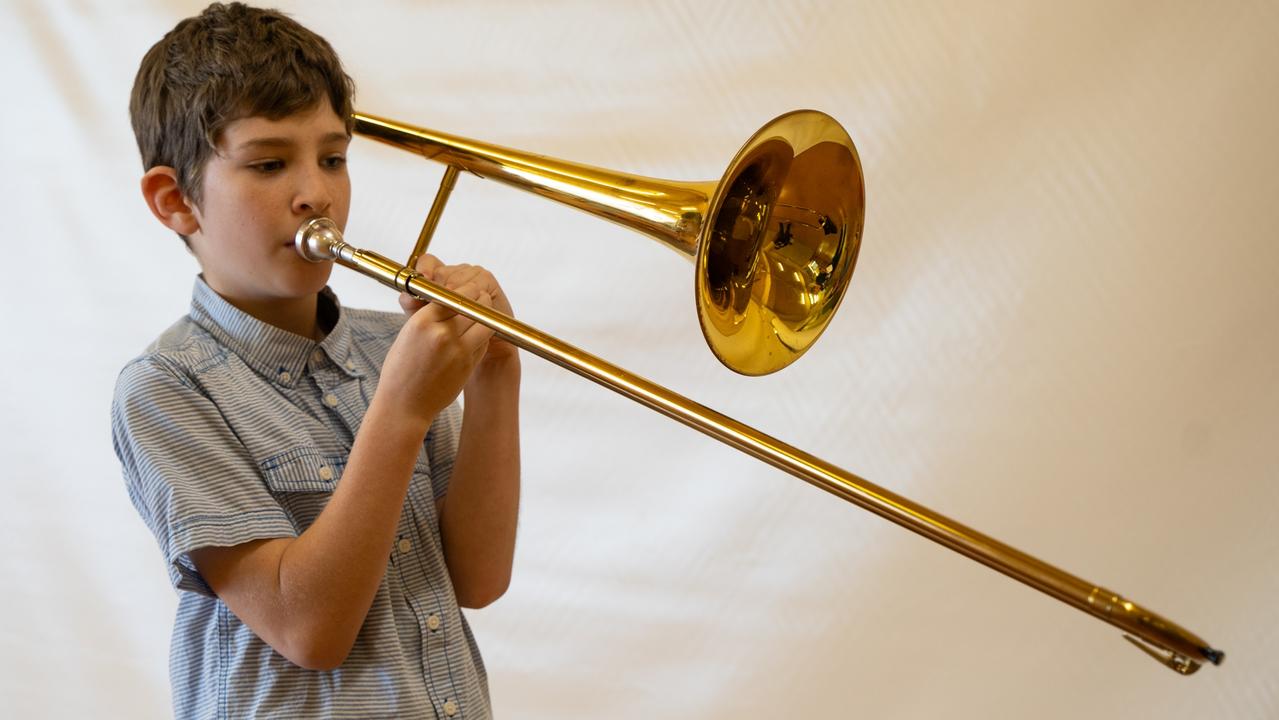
(399, 290, 428, 316)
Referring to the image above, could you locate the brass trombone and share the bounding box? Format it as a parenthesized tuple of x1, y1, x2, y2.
(295, 110, 1223, 674)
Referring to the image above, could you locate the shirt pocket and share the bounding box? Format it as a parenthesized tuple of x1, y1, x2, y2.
(260, 446, 344, 532)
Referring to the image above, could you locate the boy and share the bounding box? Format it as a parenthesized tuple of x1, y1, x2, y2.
(112, 3, 518, 718)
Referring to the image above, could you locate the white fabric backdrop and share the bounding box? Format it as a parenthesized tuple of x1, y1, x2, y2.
(2, 1, 1276, 718)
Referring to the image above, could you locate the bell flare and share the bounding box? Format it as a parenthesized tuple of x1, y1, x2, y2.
(697, 110, 866, 376)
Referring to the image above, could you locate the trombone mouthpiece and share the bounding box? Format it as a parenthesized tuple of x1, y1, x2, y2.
(295, 217, 344, 262)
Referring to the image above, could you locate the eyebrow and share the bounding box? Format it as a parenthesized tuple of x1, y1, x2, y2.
(235, 131, 351, 151)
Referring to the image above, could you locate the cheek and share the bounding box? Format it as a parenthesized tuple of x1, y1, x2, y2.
(332, 176, 353, 225)
(227, 185, 281, 227)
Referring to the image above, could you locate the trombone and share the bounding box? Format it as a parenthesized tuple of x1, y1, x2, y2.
(295, 110, 1223, 674)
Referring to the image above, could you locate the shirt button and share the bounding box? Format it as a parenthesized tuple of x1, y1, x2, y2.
(443, 699, 458, 717)
(398, 538, 412, 554)
(279, 371, 292, 383)
(426, 613, 441, 631)
(345, 359, 355, 370)
(318, 466, 333, 481)
(312, 349, 325, 364)
(324, 393, 339, 407)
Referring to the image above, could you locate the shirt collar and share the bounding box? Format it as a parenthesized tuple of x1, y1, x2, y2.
(188, 276, 364, 387)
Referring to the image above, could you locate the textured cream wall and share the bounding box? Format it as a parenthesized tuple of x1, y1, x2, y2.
(2, 1, 1276, 718)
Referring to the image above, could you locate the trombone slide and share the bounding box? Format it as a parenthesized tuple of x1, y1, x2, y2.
(296, 217, 1223, 675)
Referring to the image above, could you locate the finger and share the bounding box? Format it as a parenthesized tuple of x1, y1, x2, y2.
(458, 314, 497, 359)
(433, 284, 490, 336)
(433, 285, 487, 334)
(457, 267, 511, 314)
(463, 292, 497, 363)
(399, 290, 428, 316)
(439, 264, 483, 290)
(443, 279, 490, 306)
(405, 268, 485, 321)
(423, 287, 489, 352)
(483, 276, 513, 314)
(411, 297, 458, 325)
(414, 253, 445, 280)
(432, 262, 471, 285)
(400, 256, 446, 315)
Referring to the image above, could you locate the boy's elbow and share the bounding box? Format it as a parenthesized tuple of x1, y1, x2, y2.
(456, 574, 511, 609)
(288, 644, 349, 672)
(457, 589, 504, 610)
(279, 623, 355, 671)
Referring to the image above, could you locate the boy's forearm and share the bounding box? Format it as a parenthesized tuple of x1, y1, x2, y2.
(271, 392, 433, 666)
(191, 390, 433, 671)
(440, 358, 522, 608)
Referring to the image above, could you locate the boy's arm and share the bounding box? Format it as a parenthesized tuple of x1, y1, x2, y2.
(409, 261, 523, 609)
(190, 278, 498, 672)
(436, 356, 521, 608)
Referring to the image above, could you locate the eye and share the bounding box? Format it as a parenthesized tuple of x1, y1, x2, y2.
(250, 159, 284, 174)
(323, 155, 347, 170)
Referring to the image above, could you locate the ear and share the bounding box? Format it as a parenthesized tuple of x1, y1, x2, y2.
(140, 166, 200, 236)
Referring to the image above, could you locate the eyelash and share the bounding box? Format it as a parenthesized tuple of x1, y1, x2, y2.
(249, 156, 347, 174)
(250, 160, 285, 174)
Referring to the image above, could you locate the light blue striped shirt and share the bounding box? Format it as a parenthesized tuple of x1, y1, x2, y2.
(112, 277, 490, 719)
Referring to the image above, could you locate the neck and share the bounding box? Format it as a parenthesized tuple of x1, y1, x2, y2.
(222, 290, 323, 340)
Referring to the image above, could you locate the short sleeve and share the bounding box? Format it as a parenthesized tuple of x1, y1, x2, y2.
(111, 357, 296, 596)
(426, 400, 463, 500)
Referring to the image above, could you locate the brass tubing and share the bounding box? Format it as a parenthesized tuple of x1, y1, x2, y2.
(409, 164, 460, 270)
(354, 113, 713, 258)
(297, 218, 1222, 674)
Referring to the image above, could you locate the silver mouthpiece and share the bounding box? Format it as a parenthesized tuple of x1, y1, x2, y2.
(295, 217, 344, 262)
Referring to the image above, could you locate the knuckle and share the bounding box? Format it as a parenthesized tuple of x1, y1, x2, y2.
(425, 321, 453, 342)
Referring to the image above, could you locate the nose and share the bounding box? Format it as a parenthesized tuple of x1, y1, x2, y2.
(292, 165, 332, 217)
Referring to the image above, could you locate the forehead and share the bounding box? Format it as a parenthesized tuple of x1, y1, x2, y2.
(220, 104, 350, 149)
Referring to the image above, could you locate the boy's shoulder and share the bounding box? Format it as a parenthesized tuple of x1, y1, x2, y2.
(114, 313, 223, 398)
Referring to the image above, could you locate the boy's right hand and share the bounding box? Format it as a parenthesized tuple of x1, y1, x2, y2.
(380, 254, 496, 429)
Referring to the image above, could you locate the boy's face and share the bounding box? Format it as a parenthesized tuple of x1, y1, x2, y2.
(187, 102, 351, 307)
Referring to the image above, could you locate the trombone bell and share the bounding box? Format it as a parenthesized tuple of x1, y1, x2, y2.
(353, 110, 865, 375)
(700, 110, 865, 375)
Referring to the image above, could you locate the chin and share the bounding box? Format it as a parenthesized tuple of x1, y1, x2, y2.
(279, 260, 334, 296)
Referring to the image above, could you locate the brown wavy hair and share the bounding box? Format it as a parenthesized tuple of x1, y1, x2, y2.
(129, 2, 354, 217)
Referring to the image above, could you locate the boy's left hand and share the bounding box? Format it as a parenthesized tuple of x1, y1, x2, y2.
(399, 256, 518, 369)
